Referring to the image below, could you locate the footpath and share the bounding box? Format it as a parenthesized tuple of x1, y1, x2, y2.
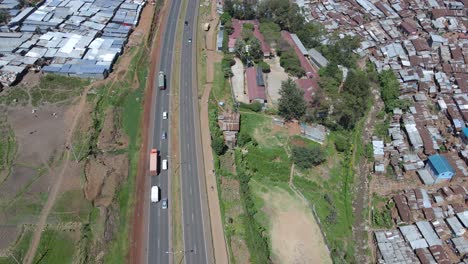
(198, 1, 229, 263)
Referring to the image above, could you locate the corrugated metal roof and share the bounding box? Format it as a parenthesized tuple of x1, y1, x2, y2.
(290, 33, 308, 56)
(428, 155, 455, 175)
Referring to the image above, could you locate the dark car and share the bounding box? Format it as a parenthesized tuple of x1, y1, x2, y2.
(162, 198, 168, 209)
(184, 21, 188, 25)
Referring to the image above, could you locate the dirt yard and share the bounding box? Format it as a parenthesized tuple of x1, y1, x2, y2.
(258, 185, 332, 264)
(231, 58, 249, 103)
(265, 57, 289, 105)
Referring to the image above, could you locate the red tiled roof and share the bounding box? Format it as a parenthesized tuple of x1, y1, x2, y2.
(246, 67, 266, 102)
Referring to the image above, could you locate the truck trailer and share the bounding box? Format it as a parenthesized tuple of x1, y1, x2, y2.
(158, 71, 165, 90)
(150, 148, 158, 175)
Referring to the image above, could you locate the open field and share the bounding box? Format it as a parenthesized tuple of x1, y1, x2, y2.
(255, 183, 332, 264)
(0, 4, 153, 262)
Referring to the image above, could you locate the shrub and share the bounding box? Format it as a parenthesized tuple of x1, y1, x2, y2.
(334, 134, 350, 152)
(291, 145, 326, 169)
(258, 61, 270, 73)
(240, 102, 262, 112)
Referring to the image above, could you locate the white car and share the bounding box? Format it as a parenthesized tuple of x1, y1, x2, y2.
(162, 159, 168, 170)
(163, 111, 168, 119)
(151, 186, 160, 203)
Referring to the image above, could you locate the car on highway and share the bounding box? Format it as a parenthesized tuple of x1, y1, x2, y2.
(162, 131, 167, 139)
(188, 38, 192, 43)
(163, 111, 168, 119)
(162, 159, 168, 170)
(151, 186, 159, 203)
(162, 198, 168, 209)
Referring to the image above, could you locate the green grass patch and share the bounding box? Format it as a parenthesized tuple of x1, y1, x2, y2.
(50, 190, 93, 223)
(0, 228, 33, 264)
(103, 44, 147, 263)
(0, 127, 17, 176)
(0, 87, 29, 106)
(30, 74, 90, 106)
(32, 229, 75, 264)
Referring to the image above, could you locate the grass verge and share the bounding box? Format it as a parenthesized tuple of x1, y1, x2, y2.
(171, 0, 188, 260)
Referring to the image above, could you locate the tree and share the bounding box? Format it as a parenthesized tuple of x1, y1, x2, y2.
(278, 78, 307, 121)
(334, 134, 349, 152)
(221, 55, 235, 78)
(296, 22, 325, 48)
(212, 136, 225, 155)
(379, 69, 401, 112)
(234, 39, 248, 63)
(258, 61, 270, 73)
(249, 38, 262, 62)
(0, 11, 8, 24)
(224, 0, 256, 20)
(291, 145, 326, 169)
(237, 131, 252, 147)
(220, 12, 232, 25)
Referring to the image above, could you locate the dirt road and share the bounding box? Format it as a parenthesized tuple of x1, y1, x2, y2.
(198, 1, 229, 263)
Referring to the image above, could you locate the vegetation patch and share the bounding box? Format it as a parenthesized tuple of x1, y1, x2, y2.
(0, 228, 33, 264)
(32, 229, 76, 264)
(30, 75, 90, 107)
(50, 190, 93, 223)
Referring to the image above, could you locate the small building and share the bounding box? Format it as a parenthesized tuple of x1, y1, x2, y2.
(425, 155, 455, 183)
(446, 217, 465, 237)
(451, 237, 468, 255)
(429, 34, 447, 48)
(218, 112, 240, 149)
(300, 124, 327, 144)
(307, 48, 328, 68)
(245, 67, 266, 103)
(216, 25, 224, 52)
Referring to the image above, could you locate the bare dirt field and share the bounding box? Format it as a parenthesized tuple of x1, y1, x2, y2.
(258, 185, 332, 264)
(265, 57, 288, 105)
(231, 58, 248, 103)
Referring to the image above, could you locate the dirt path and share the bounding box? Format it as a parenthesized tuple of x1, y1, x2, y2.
(22, 84, 90, 264)
(198, 1, 229, 263)
(258, 185, 332, 264)
(352, 87, 384, 263)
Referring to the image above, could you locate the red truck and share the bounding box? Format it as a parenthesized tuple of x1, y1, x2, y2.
(150, 148, 158, 175)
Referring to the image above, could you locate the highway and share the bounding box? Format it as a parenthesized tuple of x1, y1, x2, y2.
(179, 0, 212, 264)
(147, 0, 182, 263)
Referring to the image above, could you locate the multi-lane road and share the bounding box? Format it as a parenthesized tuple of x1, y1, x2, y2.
(147, 0, 181, 263)
(147, 0, 212, 263)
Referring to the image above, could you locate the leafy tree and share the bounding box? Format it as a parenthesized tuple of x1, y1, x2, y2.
(379, 69, 400, 113)
(221, 55, 235, 78)
(257, 0, 304, 32)
(296, 22, 325, 48)
(0, 11, 8, 24)
(237, 131, 252, 147)
(259, 21, 281, 46)
(278, 78, 307, 121)
(234, 39, 248, 63)
(258, 61, 270, 73)
(220, 12, 232, 25)
(334, 134, 350, 152)
(291, 145, 326, 169)
(212, 136, 225, 155)
(249, 38, 262, 62)
(224, 0, 256, 20)
(321, 34, 361, 68)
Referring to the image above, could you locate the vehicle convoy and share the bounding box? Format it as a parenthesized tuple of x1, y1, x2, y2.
(150, 148, 158, 175)
(151, 186, 160, 203)
(158, 71, 165, 90)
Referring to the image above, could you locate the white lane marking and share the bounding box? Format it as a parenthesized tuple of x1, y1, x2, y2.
(158, 238, 160, 249)
(158, 209, 160, 217)
(190, 186, 192, 195)
(192, 213, 194, 222)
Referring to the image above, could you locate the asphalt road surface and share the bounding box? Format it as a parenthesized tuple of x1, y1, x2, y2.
(179, 0, 211, 263)
(147, 0, 182, 263)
